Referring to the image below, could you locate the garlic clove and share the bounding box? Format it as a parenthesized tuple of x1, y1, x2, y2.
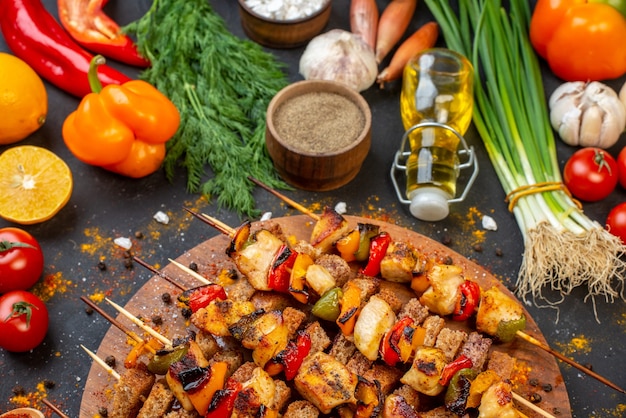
(579, 105, 603, 147)
(299, 29, 378, 92)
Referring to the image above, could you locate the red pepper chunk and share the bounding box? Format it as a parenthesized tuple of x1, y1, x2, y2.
(182, 284, 227, 313)
(452, 280, 480, 322)
(439, 355, 473, 386)
(360, 232, 391, 277)
(379, 317, 415, 367)
(266, 331, 312, 381)
(205, 378, 242, 418)
(268, 245, 298, 293)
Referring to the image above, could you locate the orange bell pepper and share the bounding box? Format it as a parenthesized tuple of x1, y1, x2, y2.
(530, 0, 626, 81)
(62, 55, 180, 178)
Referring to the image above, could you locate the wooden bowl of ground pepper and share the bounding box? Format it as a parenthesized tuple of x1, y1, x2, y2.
(266, 79, 372, 191)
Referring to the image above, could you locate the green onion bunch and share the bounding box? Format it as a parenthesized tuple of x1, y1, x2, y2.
(424, 0, 625, 311)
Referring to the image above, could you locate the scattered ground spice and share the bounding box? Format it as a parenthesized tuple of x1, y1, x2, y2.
(273, 92, 365, 154)
(554, 334, 592, 356)
(32, 271, 74, 302)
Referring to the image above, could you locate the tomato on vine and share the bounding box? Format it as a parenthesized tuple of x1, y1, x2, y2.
(0, 290, 49, 352)
(606, 202, 626, 244)
(0, 227, 44, 293)
(563, 147, 618, 202)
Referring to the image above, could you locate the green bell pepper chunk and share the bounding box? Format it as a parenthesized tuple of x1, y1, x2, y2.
(312, 287, 343, 321)
(444, 368, 478, 416)
(147, 343, 189, 375)
(496, 314, 527, 343)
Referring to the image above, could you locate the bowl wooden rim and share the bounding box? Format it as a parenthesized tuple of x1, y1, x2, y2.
(266, 80, 372, 157)
(0, 408, 45, 418)
(237, 0, 331, 24)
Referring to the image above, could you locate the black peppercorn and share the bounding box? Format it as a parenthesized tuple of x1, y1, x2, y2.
(542, 383, 553, 392)
(152, 315, 163, 326)
(161, 293, 172, 304)
(529, 392, 542, 403)
(189, 262, 198, 272)
(181, 307, 192, 319)
(104, 355, 116, 368)
(98, 407, 109, 417)
(97, 261, 107, 271)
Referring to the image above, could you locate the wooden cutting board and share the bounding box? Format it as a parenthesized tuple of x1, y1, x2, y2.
(79, 215, 572, 418)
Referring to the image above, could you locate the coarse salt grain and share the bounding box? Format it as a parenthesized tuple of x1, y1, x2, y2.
(153, 210, 170, 225)
(334, 202, 347, 215)
(114, 237, 132, 250)
(244, 0, 326, 20)
(481, 215, 498, 231)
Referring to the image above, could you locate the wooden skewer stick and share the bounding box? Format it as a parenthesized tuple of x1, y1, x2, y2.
(167, 258, 211, 285)
(248, 176, 320, 221)
(183, 207, 235, 236)
(80, 296, 157, 355)
(104, 298, 172, 347)
(512, 392, 556, 418)
(81, 345, 121, 380)
(516, 330, 626, 394)
(41, 398, 71, 418)
(132, 256, 186, 290)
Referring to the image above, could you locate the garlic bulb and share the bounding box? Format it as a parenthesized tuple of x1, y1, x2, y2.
(299, 29, 378, 92)
(549, 81, 626, 149)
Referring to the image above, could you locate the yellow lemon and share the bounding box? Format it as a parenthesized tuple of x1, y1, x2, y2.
(0, 146, 73, 224)
(0, 53, 48, 144)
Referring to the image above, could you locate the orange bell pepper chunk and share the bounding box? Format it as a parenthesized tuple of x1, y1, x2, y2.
(62, 55, 180, 178)
(186, 361, 228, 416)
(336, 281, 362, 336)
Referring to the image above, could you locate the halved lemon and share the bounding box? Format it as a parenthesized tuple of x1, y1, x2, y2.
(0, 145, 73, 224)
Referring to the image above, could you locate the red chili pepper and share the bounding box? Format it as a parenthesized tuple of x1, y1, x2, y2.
(268, 245, 298, 293)
(452, 280, 481, 322)
(266, 331, 311, 381)
(57, 0, 150, 67)
(439, 354, 473, 386)
(360, 232, 391, 277)
(178, 283, 227, 313)
(0, 0, 131, 97)
(205, 378, 242, 418)
(379, 316, 414, 367)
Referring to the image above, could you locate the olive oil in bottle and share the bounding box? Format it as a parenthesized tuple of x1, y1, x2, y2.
(399, 49, 474, 221)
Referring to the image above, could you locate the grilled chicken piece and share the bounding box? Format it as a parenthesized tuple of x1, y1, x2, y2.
(230, 310, 290, 368)
(354, 295, 396, 361)
(294, 351, 359, 414)
(310, 206, 351, 253)
(191, 299, 255, 337)
(419, 264, 465, 316)
(232, 229, 284, 291)
(380, 241, 425, 283)
(110, 362, 156, 418)
(476, 286, 525, 338)
(383, 394, 420, 418)
(400, 346, 448, 396)
(305, 264, 337, 297)
(477, 381, 523, 418)
(231, 366, 278, 417)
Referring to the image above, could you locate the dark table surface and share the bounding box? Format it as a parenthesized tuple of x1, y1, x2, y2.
(1, 1, 625, 417)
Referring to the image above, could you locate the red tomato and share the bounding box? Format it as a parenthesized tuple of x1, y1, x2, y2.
(606, 202, 626, 244)
(563, 148, 618, 202)
(0, 227, 44, 293)
(0, 290, 49, 352)
(618, 146, 626, 189)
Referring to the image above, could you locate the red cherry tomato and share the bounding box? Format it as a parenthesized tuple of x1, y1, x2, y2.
(0, 290, 49, 352)
(0, 228, 44, 293)
(618, 146, 626, 189)
(563, 148, 618, 202)
(606, 202, 626, 244)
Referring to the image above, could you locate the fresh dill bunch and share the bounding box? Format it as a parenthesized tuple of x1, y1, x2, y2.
(124, 0, 290, 218)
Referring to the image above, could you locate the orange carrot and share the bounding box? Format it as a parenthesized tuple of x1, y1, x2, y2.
(375, 0, 418, 64)
(350, 0, 379, 51)
(376, 21, 439, 88)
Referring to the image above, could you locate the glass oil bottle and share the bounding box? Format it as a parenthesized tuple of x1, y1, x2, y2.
(391, 48, 479, 221)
